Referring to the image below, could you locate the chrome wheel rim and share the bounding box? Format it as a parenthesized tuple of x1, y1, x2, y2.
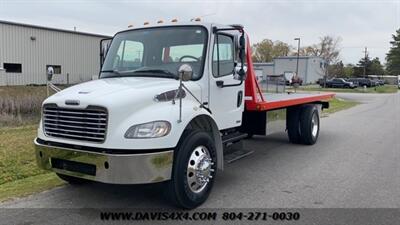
(186, 146, 214, 193)
(311, 112, 319, 137)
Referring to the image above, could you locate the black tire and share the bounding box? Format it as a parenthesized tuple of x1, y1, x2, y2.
(245, 133, 254, 139)
(299, 105, 320, 145)
(56, 173, 88, 185)
(287, 106, 302, 144)
(164, 130, 217, 209)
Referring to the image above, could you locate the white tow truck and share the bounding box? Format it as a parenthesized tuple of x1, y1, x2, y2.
(35, 21, 334, 209)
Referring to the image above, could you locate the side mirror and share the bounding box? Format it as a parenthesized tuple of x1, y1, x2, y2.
(47, 66, 54, 81)
(234, 64, 247, 80)
(100, 38, 112, 68)
(236, 34, 246, 60)
(239, 35, 245, 50)
(178, 64, 193, 82)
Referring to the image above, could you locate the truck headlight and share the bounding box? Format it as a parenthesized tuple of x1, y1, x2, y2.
(124, 121, 171, 139)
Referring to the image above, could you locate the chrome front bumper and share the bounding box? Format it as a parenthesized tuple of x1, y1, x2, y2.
(34, 138, 174, 184)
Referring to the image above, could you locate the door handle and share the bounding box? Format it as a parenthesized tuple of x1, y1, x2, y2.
(237, 91, 243, 107)
(216, 80, 243, 88)
(216, 80, 224, 88)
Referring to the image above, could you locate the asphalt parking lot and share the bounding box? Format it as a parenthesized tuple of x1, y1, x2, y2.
(1, 92, 399, 223)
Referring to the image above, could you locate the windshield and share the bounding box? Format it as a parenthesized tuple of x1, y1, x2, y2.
(100, 26, 208, 80)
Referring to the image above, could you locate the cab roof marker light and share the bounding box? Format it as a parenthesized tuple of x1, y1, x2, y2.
(194, 18, 201, 22)
(143, 22, 150, 25)
(128, 24, 134, 28)
(157, 20, 164, 24)
(171, 19, 178, 22)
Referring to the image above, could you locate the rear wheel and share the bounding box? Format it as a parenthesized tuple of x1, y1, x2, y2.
(299, 105, 320, 145)
(287, 106, 301, 144)
(56, 173, 88, 185)
(164, 130, 217, 209)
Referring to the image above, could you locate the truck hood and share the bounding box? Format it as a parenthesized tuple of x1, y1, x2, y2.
(45, 77, 200, 109)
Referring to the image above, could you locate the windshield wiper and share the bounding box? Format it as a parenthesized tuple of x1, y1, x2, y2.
(100, 70, 121, 75)
(101, 68, 177, 79)
(129, 69, 177, 78)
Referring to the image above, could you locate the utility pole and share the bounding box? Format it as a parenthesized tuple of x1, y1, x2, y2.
(363, 47, 368, 78)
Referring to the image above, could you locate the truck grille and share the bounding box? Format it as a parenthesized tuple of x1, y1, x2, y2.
(43, 104, 108, 143)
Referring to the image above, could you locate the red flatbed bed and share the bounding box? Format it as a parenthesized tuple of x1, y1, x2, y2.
(246, 92, 335, 111)
(243, 35, 335, 111)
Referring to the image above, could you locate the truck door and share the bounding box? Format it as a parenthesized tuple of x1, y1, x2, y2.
(208, 33, 245, 130)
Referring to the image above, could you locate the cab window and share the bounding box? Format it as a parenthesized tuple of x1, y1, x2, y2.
(163, 44, 203, 62)
(212, 34, 234, 77)
(113, 40, 144, 69)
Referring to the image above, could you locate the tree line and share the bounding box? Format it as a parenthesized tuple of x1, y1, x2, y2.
(251, 28, 400, 77)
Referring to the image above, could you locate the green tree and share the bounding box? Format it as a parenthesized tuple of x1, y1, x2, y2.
(370, 57, 385, 75)
(252, 39, 291, 62)
(343, 64, 355, 77)
(354, 55, 371, 77)
(353, 56, 384, 76)
(328, 61, 345, 77)
(298, 35, 341, 65)
(386, 28, 400, 75)
(296, 35, 341, 79)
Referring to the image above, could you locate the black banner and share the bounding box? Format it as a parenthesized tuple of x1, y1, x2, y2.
(1, 208, 399, 225)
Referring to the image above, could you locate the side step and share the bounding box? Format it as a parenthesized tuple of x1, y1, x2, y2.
(222, 133, 254, 164)
(222, 132, 248, 145)
(224, 149, 254, 164)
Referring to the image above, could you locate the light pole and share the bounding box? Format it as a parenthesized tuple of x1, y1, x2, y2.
(294, 38, 300, 78)
(294, 38, 300, 91)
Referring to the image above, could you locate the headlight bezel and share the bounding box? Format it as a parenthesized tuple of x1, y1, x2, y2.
(124, 120, 171, 139)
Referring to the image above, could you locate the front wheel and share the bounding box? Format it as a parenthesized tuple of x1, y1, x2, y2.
(164, 130, 217, 209)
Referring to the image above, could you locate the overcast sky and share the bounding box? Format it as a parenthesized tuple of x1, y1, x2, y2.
(0, 0, 399, 64)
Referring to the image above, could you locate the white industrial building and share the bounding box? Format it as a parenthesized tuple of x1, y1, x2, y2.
(254, 56, 326, 84)
(0, 20, 111, 86)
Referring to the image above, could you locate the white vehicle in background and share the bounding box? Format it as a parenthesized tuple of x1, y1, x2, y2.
(398, 75, 400, 89)
(284, 71, 294, 85)
(35, 21, 334, 209)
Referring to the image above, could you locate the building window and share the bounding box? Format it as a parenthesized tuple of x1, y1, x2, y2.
(3, 63, 22, 73)
(46, 65, 62, 74)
